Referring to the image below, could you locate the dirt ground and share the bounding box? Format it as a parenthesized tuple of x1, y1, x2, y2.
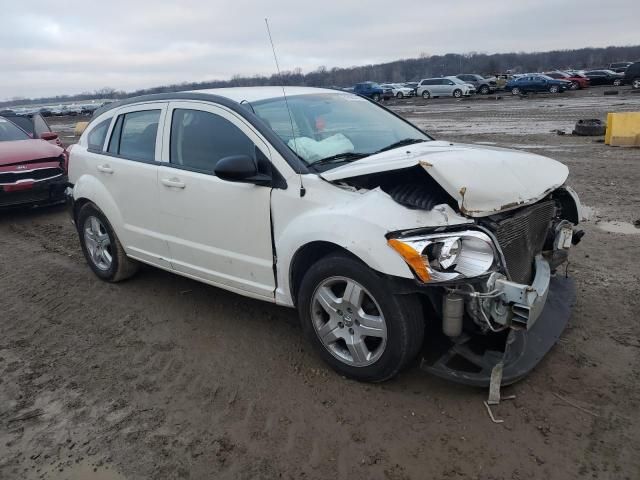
(1, 87, 639, 480)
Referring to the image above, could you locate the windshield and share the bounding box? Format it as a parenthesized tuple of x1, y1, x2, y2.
(0, 117, 30, 142)
(252, 93, 430, 169)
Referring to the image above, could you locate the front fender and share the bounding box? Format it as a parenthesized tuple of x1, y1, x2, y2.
(272, 181, 470, 306)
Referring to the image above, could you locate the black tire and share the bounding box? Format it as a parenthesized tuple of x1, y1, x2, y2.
(573, 119, 606, 136)
(453, 89, 463, 98)
(396, 92, 404, 99)
(479, 85, 490, 94)
(297, 253, 425, 383)
(421, 90, 431, 99)
(613, 79, 622, 86)
(633, 78, 640, 89)
(511, 87, 521, 95)
(372, 93, 381, 102)
(77, 203, 139, 282)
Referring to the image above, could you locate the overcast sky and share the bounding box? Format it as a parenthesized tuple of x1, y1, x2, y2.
(1, 0, 637, 100)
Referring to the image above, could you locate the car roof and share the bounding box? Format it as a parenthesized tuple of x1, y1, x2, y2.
(186, 86, 342, 103)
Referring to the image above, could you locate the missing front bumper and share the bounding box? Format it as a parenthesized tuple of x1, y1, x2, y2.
(421, 274, 575, 387)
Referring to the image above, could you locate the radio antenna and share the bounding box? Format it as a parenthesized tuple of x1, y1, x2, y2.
(264, 18, 305, 197)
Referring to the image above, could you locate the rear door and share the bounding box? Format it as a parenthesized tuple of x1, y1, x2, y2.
(156, 101, 275, 299)
(91, 102, 171, 268)
(586, 71, 604, 85)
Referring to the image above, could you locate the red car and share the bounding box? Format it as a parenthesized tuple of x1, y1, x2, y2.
(545, 71, 590, 89)
(2, 113, 63, 147)
(0, 117, 68, 208)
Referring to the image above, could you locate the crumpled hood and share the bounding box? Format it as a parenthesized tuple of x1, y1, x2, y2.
(0, 139, 64, 166)
(320, 140, 569, 217)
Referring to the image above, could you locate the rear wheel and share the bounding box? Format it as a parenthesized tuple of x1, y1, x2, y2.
(297, 253, 424, 382)
(453, 89, 463, 98)
(77, 203, 138, 282)
(549, 85, 560, 93)
(633, 78, 640, 89)
(511, 87, 521, 95)
(569, 81, 579, 90)
(372, 93, 381, 102)
(479, 85, 490, 94)
(421, 90, 431, 99)
(613, 79, 622, 86)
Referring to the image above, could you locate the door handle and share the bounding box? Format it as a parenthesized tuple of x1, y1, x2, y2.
(161, 177, 186, 189)
(97, 164, 114, 174)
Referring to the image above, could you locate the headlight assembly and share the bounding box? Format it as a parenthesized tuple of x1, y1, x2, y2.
(387, 230, 497, 282)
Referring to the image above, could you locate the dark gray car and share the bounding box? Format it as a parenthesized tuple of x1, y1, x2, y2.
(456, 74, 497, 94)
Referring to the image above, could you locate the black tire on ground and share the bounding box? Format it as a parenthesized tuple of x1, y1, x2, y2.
(569, 81, 579, 90)
(511, 87, 521, 95)
(573, 119, 606, 136)
(421, 90, 430, 99)
(633, 78, 640, 89)
(297, 253, 425, 383)
(549, 85, 560, 93)
(613, 79, 622, 86)
(76, 203, 139, 282)
(479, 85, 490, 94)
(372, 93, 381, 102)
(453, 89, 463, 98)
(396, 92, 404, 99)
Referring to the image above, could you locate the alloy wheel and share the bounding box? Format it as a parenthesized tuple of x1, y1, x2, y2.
(310, 276, 387, 367)
(83, 216, 113, 271)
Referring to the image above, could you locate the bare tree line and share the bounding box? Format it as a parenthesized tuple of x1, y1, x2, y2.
(2, 45, 639, 108)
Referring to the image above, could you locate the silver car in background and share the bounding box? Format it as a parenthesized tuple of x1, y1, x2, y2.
(417, 76, 476, 99)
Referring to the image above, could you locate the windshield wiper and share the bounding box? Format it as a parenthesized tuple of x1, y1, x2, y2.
(375, 138, 426, 154)
(307, 152, 370, 169)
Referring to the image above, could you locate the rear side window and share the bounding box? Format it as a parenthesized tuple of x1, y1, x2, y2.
(170, 109, 256, 174)
(107, 110, 160, 161)
(87, 119, 111, 151)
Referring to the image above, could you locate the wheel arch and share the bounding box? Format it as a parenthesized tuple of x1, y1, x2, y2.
(288, 241, 366, 306)
(72, 174, 125, 238)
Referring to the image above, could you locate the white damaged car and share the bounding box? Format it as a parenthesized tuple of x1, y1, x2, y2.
(67, 87, 583, 385)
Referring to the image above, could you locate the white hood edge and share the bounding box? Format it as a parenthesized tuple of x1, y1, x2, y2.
(319, 141, 569, 217)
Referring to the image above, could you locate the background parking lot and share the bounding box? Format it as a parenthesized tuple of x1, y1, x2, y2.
(1, 88, 639, 480)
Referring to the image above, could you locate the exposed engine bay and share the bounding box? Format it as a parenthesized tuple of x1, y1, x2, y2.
(335, 165, 583, 336)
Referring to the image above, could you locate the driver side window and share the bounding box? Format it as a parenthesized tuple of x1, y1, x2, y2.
(170, 109, 257, 174)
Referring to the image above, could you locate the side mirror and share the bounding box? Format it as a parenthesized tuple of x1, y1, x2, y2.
(214, 155, 271, 186)
(40, 132, 58, 141)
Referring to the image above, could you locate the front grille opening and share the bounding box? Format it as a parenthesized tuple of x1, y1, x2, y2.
(0, 167, 64, 184)
(492, 200, 556, 284)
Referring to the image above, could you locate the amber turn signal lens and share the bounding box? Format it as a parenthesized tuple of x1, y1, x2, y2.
(387, 239, 431, 282)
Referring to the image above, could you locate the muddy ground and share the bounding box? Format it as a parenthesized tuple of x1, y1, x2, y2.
(1, 87, 639, 480)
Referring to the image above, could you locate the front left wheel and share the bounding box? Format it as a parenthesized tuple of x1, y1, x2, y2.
(77, 203, 139, 282)
(297, 253, 425, 382)
(453, 89, 463, 98)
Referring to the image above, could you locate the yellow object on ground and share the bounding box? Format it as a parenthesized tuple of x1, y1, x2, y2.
(605, 112, 640, 146)
(74, 121, 89, 136)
